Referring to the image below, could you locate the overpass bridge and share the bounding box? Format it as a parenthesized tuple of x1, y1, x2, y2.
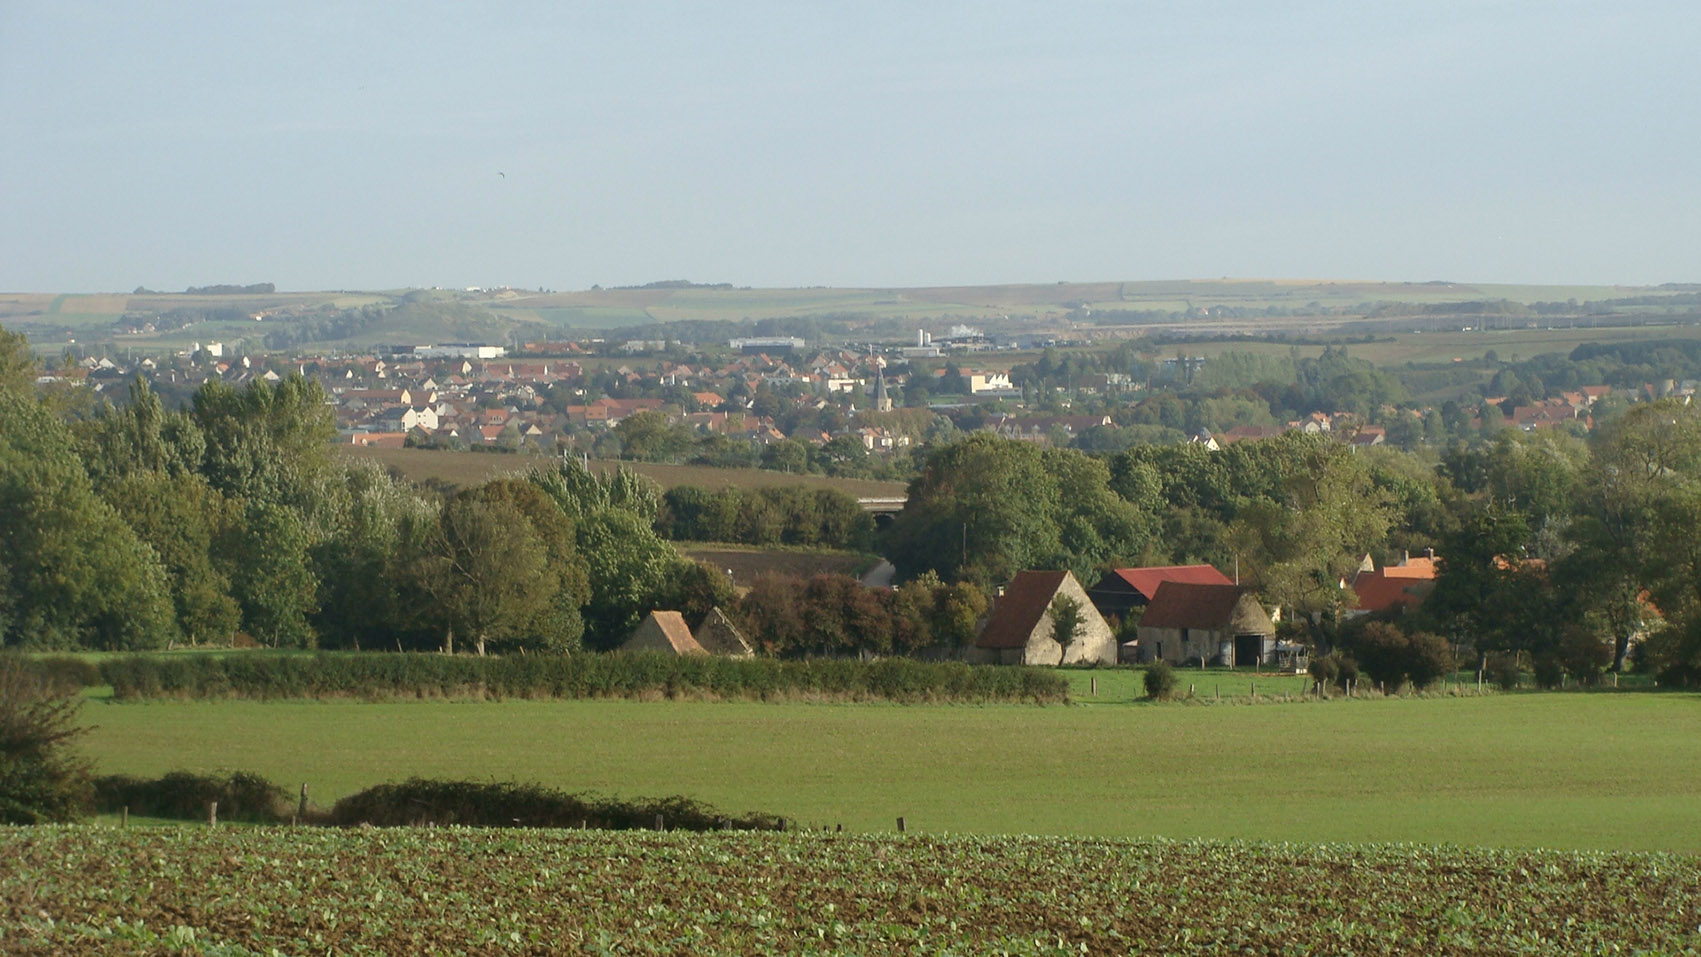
(857, 495, 908, 528)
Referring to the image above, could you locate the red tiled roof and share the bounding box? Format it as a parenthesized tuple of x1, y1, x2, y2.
(1350, 557, 1437, 613)
(626, 611, 706, 655)
(1139, 583, 1251, 631)
(977, 571, 1070, 649)
(1110, 565, 1233, 601)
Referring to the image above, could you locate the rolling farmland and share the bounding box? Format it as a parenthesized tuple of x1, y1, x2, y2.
(76, 691, 1701, 852)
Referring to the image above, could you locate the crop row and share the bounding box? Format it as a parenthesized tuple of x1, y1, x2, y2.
(3, 829, 1698, 955)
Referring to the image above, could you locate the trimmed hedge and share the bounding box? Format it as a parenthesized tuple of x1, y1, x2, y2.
(330, 779, 783, 831)
(93, 771, 293, 823)
(99, 652, 1070, 704)
(11, 655, 102, 693)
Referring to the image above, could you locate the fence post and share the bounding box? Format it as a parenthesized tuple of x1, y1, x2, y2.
(897, 816, 906, 833)
(1250, 682, 1256, 699)
(1090, 677, 1097, 697)
(208, 801, 218, 827)
(655, 814, 664, 832)
(121, 806, 128, 828)
(298, 783, 309, 823)
(1188, 683, 1195, 698)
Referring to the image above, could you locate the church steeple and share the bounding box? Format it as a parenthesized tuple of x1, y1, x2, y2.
(872, 351, 892, 412)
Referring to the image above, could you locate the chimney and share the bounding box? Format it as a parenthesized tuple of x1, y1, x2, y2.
(1425, 547, 1435, 561)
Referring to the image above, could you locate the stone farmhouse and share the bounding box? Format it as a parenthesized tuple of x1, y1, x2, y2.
(970, 570, 1117, 666)
(1134, 583, 1275, 667)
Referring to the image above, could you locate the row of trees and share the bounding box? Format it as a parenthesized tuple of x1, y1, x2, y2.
(0, 330, 728, 653)
(655, 484, 876, 551)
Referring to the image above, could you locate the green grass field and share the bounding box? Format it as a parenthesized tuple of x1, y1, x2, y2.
(77, 691, 1701, 852)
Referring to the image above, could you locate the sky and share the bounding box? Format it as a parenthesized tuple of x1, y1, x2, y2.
(3, 1, 1698, 292)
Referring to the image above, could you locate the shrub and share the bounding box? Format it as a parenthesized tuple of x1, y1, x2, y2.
(1532, 653, 1565, 690)
(1308, 653, 1339, 691)
(1557, 626, 1612, 686)
(1485, 653, 1521, 691)
(1144, 660, 1177, 700)
(1349, 622, 1409, 692)
(92, 770, 292, 823)
(329, 779, 784, 831)
(1404, 632, 1454, 690)
(1335, 654, 1360, 691)
(0, 654, 92, 823)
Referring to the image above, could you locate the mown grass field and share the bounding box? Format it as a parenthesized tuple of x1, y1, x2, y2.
(7, 828, 1698, 955)
(77, 691, 1701, 852)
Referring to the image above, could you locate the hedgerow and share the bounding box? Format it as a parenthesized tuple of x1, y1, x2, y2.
(99, 652, 1069, 704)
(330, 779, 783, 830)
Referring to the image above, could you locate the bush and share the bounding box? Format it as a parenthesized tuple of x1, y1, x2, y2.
(1485, 653, 1521, 691)
(1532, 653, 1565, 690)
(0, 654, 92, 823)
(1557, 626, 1612, 686)
(92, 770, 293, 823)
(1335, 654, 1360, 691)
(99, 652, 1070, 704)
(1404, 632, 1454, 690)
(1308, 652, 1339, 690)
(1349, 622, 1409, 692)
(329, 779, 784, 831)
(1144, 660, 1177, 700)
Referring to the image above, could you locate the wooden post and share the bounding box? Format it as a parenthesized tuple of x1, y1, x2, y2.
(208, 801, 218, 827)
(1214, 685, 1219, 701)
(298, 783, 309, 822)
(1188, 683, 1195, 698)
(1090, 677, 1097, 697)
(121, 806, 128, 828)
(1250, 682, 1255, 700)
(1614, 672, 1619, 689)
(655, 814, 664, 831)
(897, 816, 906, 833)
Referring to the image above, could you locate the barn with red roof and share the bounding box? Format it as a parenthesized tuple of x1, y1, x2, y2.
(1085, 564, 1234, 621)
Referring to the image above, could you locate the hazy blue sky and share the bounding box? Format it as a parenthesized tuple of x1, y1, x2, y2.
(3, 1, 1697, 292)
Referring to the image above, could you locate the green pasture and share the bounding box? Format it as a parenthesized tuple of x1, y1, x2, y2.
(78, 691, 1701, 851)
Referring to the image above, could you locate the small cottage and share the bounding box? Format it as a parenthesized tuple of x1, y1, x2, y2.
(1135, 583, 1275, 666)
(621, 610, 707, 655)
(970, 570, 1117, 666)
(694, 607, 754, 658)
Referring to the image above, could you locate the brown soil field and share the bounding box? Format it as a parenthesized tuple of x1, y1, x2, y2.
(681, 545, 875, 583)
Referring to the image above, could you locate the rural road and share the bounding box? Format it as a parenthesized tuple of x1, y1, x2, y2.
(860, 560, 896, 588)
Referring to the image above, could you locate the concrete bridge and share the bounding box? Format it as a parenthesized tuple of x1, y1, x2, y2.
(857, 496, 907, 528)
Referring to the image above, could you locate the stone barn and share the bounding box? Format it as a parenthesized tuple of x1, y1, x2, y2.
(1135, 583, 1275, 666)
(1085, 564, 1234, 621)
(970, 570, 1117, 666)
(621, 610, 707, 655)
(694, 606, 754, 658)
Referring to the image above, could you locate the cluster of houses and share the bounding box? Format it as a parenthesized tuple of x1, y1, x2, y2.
(619, 553, 1441, 672)
(960, 553, 1439, 670)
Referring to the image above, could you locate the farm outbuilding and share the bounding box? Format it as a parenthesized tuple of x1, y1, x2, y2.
(969, 570, 1117, 666)
(694, 607, 754, 658)
(621, 611, 707, 655)
(1135, 583, 1275, 667)
(1085, 564, 1234, 621)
